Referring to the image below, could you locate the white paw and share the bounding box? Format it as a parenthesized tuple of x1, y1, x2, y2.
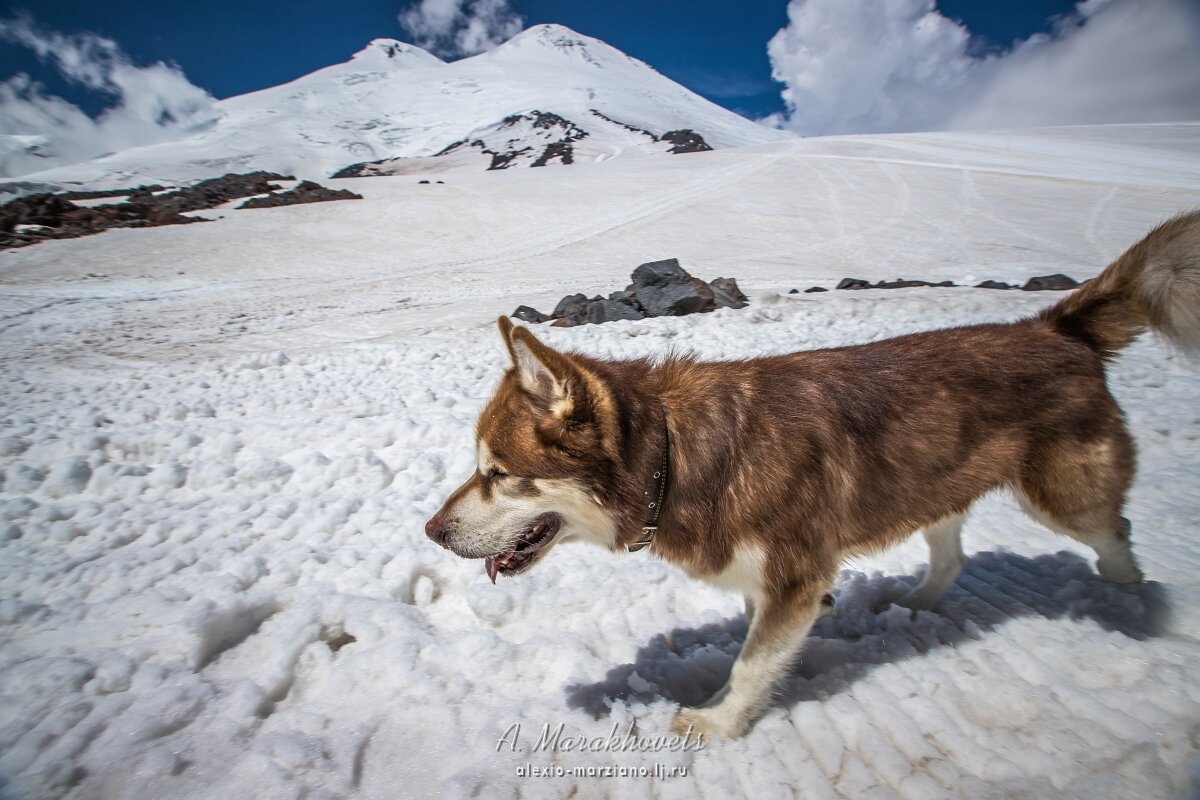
(1096, 559, 1144, 584)
(670, 706, 748, 740)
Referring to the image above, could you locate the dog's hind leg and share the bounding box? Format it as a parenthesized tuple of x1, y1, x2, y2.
(1017, 429, 1143, 584)
(671, 583, 830, 740)
(1018, 495, 1143, 583)
(895, 513, 967, 611)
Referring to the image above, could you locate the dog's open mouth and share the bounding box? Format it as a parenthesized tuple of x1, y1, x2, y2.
(485, 512, 562, 583)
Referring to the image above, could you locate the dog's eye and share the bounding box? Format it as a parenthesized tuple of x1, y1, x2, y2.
(488, 467, 507, 479)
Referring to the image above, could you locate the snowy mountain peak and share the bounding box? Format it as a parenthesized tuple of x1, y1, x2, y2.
(495, 24, 636, 69)
(9, 24, 789, 186)
(351, 38, 442, 66)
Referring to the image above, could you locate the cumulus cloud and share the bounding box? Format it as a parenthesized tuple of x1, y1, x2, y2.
(0, 15, 219, 178)
(767, 0, 1200, 136)
(398, 0, 524, 58)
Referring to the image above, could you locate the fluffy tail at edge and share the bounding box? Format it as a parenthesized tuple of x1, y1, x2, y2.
(1039, 209, 1200, 359)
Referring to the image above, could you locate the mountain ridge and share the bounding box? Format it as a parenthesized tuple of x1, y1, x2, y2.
(7, 24, 788, 188)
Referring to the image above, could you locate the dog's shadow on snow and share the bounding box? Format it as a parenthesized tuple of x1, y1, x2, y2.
(565, 550, 1170, 717)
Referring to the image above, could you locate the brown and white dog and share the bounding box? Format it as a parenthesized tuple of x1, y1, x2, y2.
(426, 211, 1200, 739)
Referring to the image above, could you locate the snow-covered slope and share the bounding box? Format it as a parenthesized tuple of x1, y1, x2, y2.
(2, 124, 1200, 799)
(13, 25, 788, 187)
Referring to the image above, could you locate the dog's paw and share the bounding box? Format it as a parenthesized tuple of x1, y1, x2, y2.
(671, 706, 747, 741)
(1096, 558, 1143, 584)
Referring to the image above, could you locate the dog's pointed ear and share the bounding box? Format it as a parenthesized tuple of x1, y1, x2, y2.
(503, 323, 580, 418)
(497, 315, 515, 343)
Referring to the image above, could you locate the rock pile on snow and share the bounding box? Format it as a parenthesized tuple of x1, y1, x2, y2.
(237, 181, 362, 209)
(147, 172, 293, 214)
(658, 129, 714, 154)
(793, 274, 1082, 293)
(0, 173, 361, 250)
(0, 193, 201, 250)
(514, 258, 747, 326)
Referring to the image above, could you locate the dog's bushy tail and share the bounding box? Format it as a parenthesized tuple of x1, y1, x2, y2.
(1039, 209, 1200, 359)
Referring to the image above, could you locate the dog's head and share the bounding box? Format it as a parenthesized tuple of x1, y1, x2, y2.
(425, 317, 623, 581)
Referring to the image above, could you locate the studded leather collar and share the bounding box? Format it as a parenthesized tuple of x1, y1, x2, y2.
(628, 410, 669, 553)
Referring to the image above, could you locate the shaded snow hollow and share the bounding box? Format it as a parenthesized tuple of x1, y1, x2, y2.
(1, 124, 1199, 798)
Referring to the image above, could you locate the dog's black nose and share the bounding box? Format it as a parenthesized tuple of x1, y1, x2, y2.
(425, 513, 451, 547)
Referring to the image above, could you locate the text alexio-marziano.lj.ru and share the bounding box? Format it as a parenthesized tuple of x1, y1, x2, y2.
(496, 721, 707, 755)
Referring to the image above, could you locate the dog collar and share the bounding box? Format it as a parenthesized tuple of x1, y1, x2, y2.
(628, 411, 670, 553)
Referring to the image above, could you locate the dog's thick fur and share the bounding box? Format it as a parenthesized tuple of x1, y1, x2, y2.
(426, 210, 1200, 739)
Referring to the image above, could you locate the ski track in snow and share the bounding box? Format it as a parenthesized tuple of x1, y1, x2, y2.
(2, 126, 1200, 799)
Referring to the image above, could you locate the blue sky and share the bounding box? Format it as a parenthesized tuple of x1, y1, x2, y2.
(0, 0, 1082, 121)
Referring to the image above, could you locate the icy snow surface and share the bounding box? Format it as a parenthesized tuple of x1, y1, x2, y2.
(2, 123, 1200, 799)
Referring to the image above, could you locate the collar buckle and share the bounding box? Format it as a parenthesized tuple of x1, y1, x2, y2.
(628, 526, 657, 553)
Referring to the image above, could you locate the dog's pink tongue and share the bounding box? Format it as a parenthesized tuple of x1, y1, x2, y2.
(485, 556, 498, 584)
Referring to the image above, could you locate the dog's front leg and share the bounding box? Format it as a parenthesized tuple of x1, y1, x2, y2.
(671, 588, 825, 739)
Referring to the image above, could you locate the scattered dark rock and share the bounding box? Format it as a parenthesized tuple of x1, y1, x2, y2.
(58, 185, 164, 200)
(440, 111, 589, 171)
(874, 278, 955, 289)
(150, 171, 293, 214)
(838, 277, 956, 290)
(629, 259, 714, 316)
(487, 147, 533, 170)
(0, 192, 202, 250)
(586, 296, 642, 324)
(1021, 273, 1079, 291)
(812, 276, 1079, 293)
(804, 287, 828, 293)
(513, 258, 747, 326)
(588, 109, 657, 140)
(419, 180, 430, 184)
(236, 181, 362, 209)
(0, 172, 357, 251)
(512, 305, 551, 324)
(836, 278, 873, 290)
(708, 277, 747, 309)
(659, 129, 713, 154)
(552, 293, 591, 326)
(531, 142, 575, 167)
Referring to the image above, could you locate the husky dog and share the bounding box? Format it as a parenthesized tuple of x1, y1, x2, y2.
(426, 211, 1200, 739)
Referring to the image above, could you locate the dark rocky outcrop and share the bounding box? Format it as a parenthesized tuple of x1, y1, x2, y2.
(1021, 274, 1079, 291)
(588, 109, 657, 140)
(58, 185, 165, 200)
(237, 180, 362, 209)
(513, 305, 551, 324)
(531, 142, 575, 167)
(148, 172, 293, 214)
(799, 275, 1081, 293)
(0, 192, 201, 250)
(709, 276, 748, 309)
(0, 172, 355, 251)
(515, 258, 748, 327)
(659, 129, 713, 154)
(836, 278, 873, 290)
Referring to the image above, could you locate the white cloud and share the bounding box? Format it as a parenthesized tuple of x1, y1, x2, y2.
(0, 15, 219, 179)
(398, 0, 524, 59)
(767, 0, 1200, 136)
